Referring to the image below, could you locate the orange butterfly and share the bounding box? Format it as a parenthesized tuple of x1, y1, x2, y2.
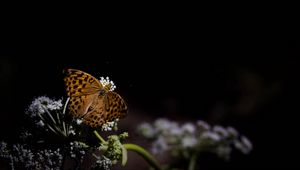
(63, 69, 127, 128)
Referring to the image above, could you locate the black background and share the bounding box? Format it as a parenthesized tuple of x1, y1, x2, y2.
(1, 15, 299, 169)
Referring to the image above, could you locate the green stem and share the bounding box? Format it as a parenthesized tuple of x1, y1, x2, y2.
(62, 98, 69, 136)
(93, 130, 107, 144)
(124, 143, 162, 170)
(63, 97, 70, 115)
(56, 110, 61, 125)
(121, 145, 128, 166)
(41, 105, 57, 124)
(188, 153, 197, 170)
(77, 141, 90, 148)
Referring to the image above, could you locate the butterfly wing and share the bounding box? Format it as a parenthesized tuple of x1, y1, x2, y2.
(68, 93, 99, 118)
(63, 68, 128, 127)
(104, 91, 128, 122)
(63, 69, 102, 97)
(83, 92, 127, 127)
(83, 95, 107, 127)
(64, 69, 103, 118)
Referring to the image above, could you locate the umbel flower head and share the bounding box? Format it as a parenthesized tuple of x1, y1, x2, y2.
(26, 96, 63, 118)
(137, 118, 253, 161)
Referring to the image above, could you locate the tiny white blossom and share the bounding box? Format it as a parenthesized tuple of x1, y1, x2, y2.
(68, 128, 76, 136)
(241, 135, 253, 154)
(101, 120, 118, 131)
(76, 119, 83, 125)
(0, 141, 9, 158)
(196, 120, 210, 130)
(169, 126, 183, 136)
(182, 123, 196, 134)
(36, 120, 45, 127)
(94, 155, 112, 170)
(213, 125, 229, 137)
(47, 100, 63, 111)
(68, 125, 76, 136)
(234, 138, 252, 154)
(152, 136, 168, 154)
(100, 76, 116, 91)
(201, 131, 221, 142)
(234, 140, 243, 151)
(154, 118, 171, 130)
(154, 118, 179, 134)
(137, 123, 155, 138)
(226, 126, 239, 138)
(70, 153, 76, 158)
(181, 136, 197, 148)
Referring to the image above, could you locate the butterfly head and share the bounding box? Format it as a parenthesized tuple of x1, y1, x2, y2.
(99, 89, 107, 96)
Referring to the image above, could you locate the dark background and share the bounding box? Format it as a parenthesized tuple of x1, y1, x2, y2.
(1, 20, 299, 169)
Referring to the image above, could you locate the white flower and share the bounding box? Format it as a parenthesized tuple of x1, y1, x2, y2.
(27, 96, 62, 117)
(27, 96, 51, 116)
(234, 135, 253, 154)
(226, 126, 239, 138)
(101, 119, 118, 131)
(7, 144, 63, 169)
(137, 123, 155, 138)
(196, 120, 210, 130)
(151, 136, 168, 154)
(213, 125, 229, 137)
(100, 76, 116, 91)
(240, 135, 253, 154)
(0, 141, 9, 158)
(241, 136, 252, 148)
(76, 119, 83, 125)
(47, 99, 63, 111)
(182, 123, 196, 134)
(94, 155, 112, 170)
(154, 118, 179, 134)
(169, 126, 183, 136)
(154, 118, 171, 130)
(68, 126, 76, 136)
(36, 120, 45, 127)
(201, 131, 221, 142)
(137, 118, 253, 163)
(181, 136, 197, 148)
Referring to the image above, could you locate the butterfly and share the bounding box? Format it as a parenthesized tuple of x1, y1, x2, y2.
(63, 69, 127, 128)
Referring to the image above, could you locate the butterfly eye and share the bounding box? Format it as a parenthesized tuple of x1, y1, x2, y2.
(99, 89, 106, 96)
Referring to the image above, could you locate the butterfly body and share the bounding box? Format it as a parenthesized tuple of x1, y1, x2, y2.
(63, 69, 127, 127)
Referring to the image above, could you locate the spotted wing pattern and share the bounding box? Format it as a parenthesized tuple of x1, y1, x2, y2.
(63, 69, 128, 127)
(63, 69, 102, 97)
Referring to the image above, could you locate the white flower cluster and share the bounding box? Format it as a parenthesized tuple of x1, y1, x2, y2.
(25, 96, 77, 138)
(69, 141, 86, 163)
(101, 119, 119, 131)
(137, 118, 253, 160)
(0, 142, 63, 170)
(100, 76, 116, 91)
(93, 155, 112, 170)
(27, 96, 62, 117)
(0, 141, 9, 159)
